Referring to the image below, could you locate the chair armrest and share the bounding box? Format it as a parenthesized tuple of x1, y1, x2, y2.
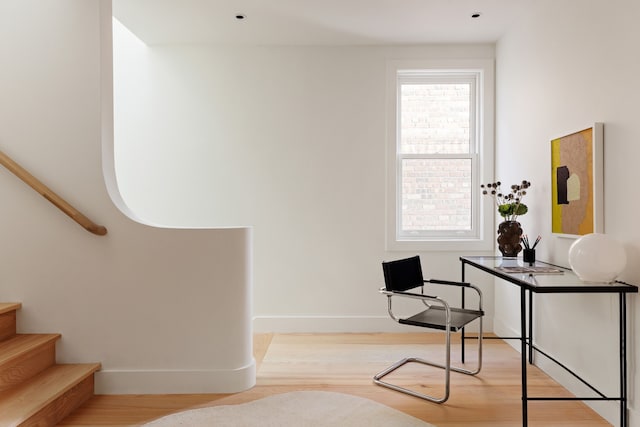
(380, 288, 439, 301)
(426, 278, 471, 287)
(380, 288, 451, 324)
(423, 280, 484, 311)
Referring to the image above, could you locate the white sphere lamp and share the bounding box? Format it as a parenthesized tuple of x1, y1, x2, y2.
(568, 233, 627, 283)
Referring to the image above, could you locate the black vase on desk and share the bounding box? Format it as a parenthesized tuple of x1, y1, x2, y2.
(497, 220, 523, 257)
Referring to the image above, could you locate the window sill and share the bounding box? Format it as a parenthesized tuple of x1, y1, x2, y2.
(386, 237, 493, 252)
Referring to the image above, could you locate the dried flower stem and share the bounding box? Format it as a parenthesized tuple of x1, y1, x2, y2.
(481, 180, 531, 221)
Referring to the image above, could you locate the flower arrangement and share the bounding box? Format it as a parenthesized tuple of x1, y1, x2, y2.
(481, 180, 531, 221)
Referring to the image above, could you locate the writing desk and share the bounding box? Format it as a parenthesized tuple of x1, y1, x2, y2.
(460, 256, 637, 427)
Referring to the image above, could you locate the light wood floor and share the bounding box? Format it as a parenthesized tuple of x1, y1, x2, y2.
(60, 333, 610, 426)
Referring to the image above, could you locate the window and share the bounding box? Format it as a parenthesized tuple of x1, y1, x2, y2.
(386, 60, 494, 251)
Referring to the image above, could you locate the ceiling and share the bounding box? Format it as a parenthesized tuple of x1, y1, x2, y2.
(112, 0, 526, 46)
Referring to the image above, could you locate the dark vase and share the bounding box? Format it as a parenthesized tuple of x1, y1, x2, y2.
(497, 220, 523, 257)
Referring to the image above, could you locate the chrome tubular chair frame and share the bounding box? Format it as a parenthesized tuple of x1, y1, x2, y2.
(374, 282, 483, 403)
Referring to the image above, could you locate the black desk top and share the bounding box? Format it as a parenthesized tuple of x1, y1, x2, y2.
(460, 256, 638, 293)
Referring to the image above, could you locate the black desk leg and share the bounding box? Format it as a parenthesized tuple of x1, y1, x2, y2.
(528, 290, 533, 364)
(521, 287, 528, 426)
(620, 293, 627, 427)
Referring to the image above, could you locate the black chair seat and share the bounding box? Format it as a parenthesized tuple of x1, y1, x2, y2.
(399, 306, 484, 331)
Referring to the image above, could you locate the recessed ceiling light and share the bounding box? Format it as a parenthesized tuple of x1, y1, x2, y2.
(471, 12, 481, 18)
(235, 14, 246, 20)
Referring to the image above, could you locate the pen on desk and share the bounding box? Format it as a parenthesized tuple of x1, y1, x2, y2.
(532, 235, 541, 249)
(521, 235, 529, 249)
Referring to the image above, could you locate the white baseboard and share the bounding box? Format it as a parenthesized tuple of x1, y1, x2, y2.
(628, 407, 639, 427)
(95, 361, 256, 394)
(253, 315, 488, 333)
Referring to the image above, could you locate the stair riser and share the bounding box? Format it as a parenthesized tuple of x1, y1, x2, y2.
(21, 374, 95, 427)
(0, 342, 56, 392)
(0, 310, 17, 341)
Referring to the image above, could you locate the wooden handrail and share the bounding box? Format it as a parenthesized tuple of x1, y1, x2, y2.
(0, 150, 107, 236)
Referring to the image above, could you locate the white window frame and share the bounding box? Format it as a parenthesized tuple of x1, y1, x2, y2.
(386, 59, 495, 252)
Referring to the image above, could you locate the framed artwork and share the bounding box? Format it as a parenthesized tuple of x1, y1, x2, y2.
(550, 123, 603, 237)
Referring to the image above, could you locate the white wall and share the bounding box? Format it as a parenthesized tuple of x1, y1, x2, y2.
(111, 30, 497, 332)
(495, 1, 640, 424)
(0, 0, 254, 394)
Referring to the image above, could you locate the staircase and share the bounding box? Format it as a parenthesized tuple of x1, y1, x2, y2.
(0, 303, 101, 426)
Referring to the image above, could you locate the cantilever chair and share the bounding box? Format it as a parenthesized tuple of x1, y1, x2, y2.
(374, 255, 484, 403)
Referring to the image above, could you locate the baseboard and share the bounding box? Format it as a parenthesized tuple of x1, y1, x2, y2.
(253, 315, 488, 333)
(94, 360, 256, 394)
(629, 407, 639, 426)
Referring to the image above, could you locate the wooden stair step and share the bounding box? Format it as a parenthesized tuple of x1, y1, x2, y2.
(0, 303, 21, 316)
(0, 334, 61, 392)
(0, 303, 21, 342)
(0, 363, 101, 427)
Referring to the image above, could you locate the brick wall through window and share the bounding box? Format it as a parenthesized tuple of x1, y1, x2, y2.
(399, 83, 472, 232)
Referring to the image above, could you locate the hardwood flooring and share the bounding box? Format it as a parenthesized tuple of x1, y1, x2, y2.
(60, 333, 610, 426)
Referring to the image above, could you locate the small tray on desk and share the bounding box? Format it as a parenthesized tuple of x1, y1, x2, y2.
(494, 265, 564, 275)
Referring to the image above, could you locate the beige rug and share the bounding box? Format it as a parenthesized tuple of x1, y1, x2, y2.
(143, 391, 436, 427)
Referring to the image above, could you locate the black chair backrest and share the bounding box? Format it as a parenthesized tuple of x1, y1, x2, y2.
(382, 256, 424, 292)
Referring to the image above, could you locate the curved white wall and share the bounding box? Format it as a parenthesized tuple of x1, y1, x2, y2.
(0, 0, 254, 394)
(110, 18, 498, 332)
